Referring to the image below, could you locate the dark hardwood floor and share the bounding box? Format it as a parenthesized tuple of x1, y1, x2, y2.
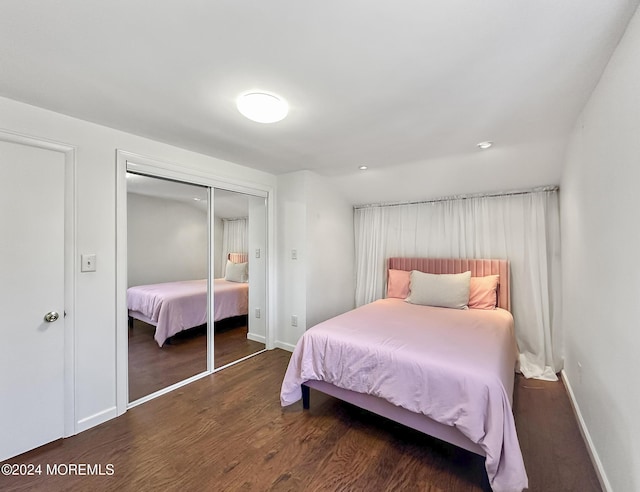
(2, 349, 600, 492)
(128, 317, 265, 401)
(513, 376, 601, 491)
(213, 317, 266, 369)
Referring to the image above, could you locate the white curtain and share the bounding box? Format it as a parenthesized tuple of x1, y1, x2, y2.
(354, 187, 562, 380)
(221, 218, 248, 275)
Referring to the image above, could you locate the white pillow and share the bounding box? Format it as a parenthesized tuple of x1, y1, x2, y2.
(406, 270, 471, 309)
(225, 260, 248, 283)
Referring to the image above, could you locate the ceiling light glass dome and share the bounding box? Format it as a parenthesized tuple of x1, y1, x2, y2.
(237, 92, 289, 123)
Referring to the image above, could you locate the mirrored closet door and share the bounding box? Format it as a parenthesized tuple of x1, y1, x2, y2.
(125, 172, 268, 404)
(126, 173, 209, 402)
(213, 189, 266, 369)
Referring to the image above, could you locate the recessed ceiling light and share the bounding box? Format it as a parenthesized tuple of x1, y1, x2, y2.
(359, 165, 368, 170)
(237, 92, 289, 123)
(477, 141, 493, 150)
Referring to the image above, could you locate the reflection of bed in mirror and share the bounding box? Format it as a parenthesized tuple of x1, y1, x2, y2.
(127, 253, 248, 347)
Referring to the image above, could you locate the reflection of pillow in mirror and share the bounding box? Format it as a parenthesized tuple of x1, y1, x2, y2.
(406, 270, 471, 309)
(225, 260, 248, 283)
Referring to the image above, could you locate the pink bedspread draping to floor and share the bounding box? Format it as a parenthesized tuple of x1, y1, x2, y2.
(281, 298, 527, 492)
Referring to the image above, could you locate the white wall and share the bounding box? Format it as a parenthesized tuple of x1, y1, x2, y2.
(247, 196, 267, 342)
(275, 171, 355, 349)
(561, 6, 640, 491)
(213, 216, 224, 278)
(275, 172, 308, 349)
(127, 193, 208, 287)
(305, 173, 355, 329)
(0, 96, 276, 433)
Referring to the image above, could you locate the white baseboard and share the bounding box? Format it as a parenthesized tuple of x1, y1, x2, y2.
(247, 332, 266, 344)
(274, 340, 296, 352)
(76, 406, 117, 433)
(561, 370, 611, 492)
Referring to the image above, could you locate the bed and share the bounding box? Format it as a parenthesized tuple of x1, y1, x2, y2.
(280, 258, 527, 492)
(127, 253, 249, 347)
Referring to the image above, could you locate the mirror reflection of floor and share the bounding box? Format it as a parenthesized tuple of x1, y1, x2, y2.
(128, 316, 265, 402)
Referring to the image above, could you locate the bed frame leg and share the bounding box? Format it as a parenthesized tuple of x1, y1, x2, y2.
(302, 384, 310, 410)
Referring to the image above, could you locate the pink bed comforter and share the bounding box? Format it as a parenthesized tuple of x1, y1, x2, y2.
(280, 298, 527, 492)
(127, 278, 248, 347)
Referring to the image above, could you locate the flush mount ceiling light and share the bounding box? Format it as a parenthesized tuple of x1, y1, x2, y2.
(237, 91, 289, 123)
(477, 141, 493, 150)
(359, 165, 368, 170)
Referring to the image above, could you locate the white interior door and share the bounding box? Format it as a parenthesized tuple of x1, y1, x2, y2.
(0, 139, 66, 461)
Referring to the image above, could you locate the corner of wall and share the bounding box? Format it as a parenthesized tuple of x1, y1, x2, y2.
(560, 371, 612, 492)
(560, 6, 640, 491)
(304, 172, 355, 329)
(275, 171, 309, 347)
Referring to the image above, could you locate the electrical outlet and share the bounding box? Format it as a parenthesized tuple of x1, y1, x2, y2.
(81, 254, 97, 272)
(255, 308, 261, 319)
(255, 248, 261, 259)
(291, 249, 297, 260)
(291, 315, 298, 327)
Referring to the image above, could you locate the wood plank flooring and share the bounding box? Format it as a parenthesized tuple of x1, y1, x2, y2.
(128, 317, 265, 401)
(2, 349, 600, 492)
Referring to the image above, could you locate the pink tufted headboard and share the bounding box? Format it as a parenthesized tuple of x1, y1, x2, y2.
(387, 258, 510, 311)
(228, 252, 248, 263)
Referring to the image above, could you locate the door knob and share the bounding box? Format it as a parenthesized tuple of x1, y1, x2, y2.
(44, 311, 59, 322)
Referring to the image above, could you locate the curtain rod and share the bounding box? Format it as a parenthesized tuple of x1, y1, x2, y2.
(353, 185, 559, 210)
(221, 216, 248, 221)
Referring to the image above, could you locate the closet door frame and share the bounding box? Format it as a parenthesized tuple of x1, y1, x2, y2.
(115, 150, 274, 416)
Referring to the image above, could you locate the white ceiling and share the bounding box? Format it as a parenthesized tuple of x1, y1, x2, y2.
(1, 1, 638, 201)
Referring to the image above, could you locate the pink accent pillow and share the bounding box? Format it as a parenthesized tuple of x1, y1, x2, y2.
(387, 269, 411, 298)
(469, 275, 499, 309)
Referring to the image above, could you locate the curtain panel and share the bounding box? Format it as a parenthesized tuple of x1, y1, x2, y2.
(354, 188, 562, 380)
(221, 218, 248, 276)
